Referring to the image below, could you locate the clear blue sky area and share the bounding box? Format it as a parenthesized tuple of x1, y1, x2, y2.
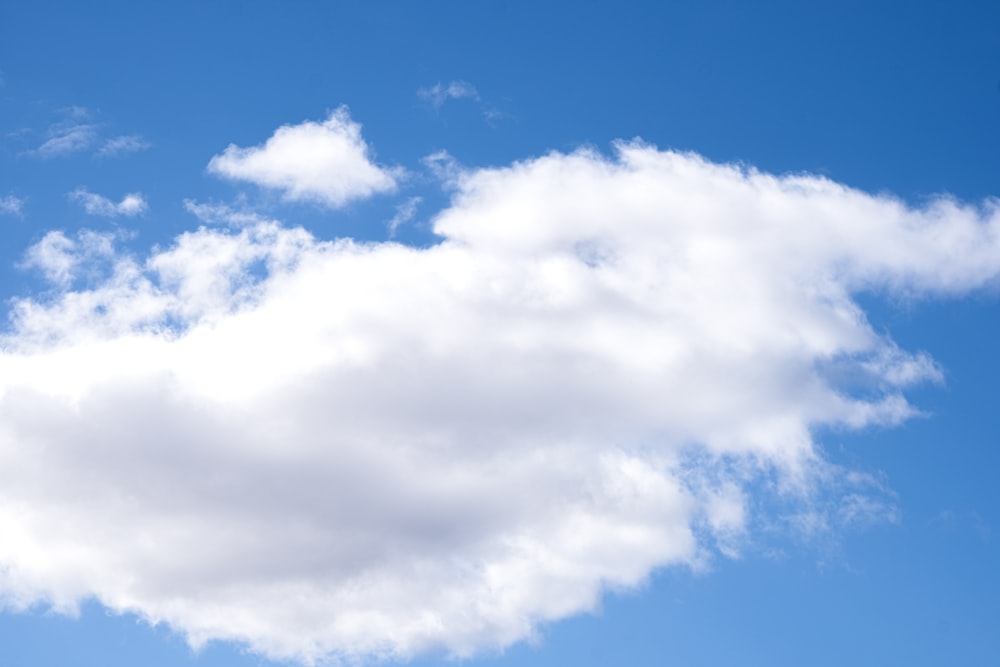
(1, 2, 998, 666)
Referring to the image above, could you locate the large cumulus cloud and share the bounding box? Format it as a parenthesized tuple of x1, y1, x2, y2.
(1, 142, 998, 663)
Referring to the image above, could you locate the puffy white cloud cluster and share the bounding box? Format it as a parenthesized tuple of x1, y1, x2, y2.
(19, 228, 118, 287)
(0, 142, 998, 663)
(207, 108, 399, 208)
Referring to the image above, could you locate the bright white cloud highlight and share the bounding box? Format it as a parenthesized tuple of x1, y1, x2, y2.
(1, 143, 999, 663)
(70, 188, 148, 217)
(207, 108, 399, 207)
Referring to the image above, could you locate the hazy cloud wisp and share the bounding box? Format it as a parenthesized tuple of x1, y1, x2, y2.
(70, 188, 148, 217)
(0, 194, 25, 216)
(27, 108, 149, 159)
(32, 123, 97, 158)
(97, 134, 152, 158)
(387, 196, 422, 237)
(418, 80, 480, 109)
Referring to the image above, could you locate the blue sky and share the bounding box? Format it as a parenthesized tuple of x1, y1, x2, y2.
(1, 1, 999, 665)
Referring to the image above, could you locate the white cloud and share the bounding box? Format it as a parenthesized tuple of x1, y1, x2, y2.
(387, 196, 422, 237)
(20, 231, 79, 286)
(20, 229, 117, 287)
(26, 107, 148, 159)
(418, 81, 504, 123)
(183, 198, 277, 228)
(70, 188, 148, 217)
(25, 107, 99, 158)
(482, 107, 507, 125)
(0, 194, 25, 216)
(418, 80, 481, 109)
(97, 134, 151, 158)
(1, 143, 999, 663)
(31, 122, 97, 158)
(423, 149, 463, 187)
(207, 107, 399, 208)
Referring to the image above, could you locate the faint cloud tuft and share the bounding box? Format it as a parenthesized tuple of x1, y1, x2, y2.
(97, 134, 152, 158)
(70, 188, 148, 217)
(387, 196, 422, 237)
(418, 80, 481, 109)
(0, 194, 25, 216)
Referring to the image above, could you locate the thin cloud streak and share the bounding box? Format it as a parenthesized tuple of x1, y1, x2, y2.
(387, 196, 422, 237)
(69, 188, 148, 217)
(97, 135, 151, 157)
(418, 80, 480, 109)
(31, 123, 97, 158)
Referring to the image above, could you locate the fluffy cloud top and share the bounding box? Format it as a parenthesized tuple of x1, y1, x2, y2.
(1, 143, 998, 663)
(19, 229, 116, 287)
(70, 188, 148, 217)
(207, 108, 399, 207)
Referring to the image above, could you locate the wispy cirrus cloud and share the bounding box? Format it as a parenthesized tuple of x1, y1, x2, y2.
(97, 134, 152, 158)
(422, 149, 463, 187)
(0, 141, 998, 664)
(31, 121, 98, 158)
(418, 80, 481, 109)
(183, 198, 277, 228)
(419, 80, 506, 123)
(0, 194, 25, 216)
(386, 196, 422, 237)
(27, 108, 149, 159)
(69, 188, 148, 217)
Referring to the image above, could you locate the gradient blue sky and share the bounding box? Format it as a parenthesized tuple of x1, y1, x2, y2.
(1, 2, 999, 666)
